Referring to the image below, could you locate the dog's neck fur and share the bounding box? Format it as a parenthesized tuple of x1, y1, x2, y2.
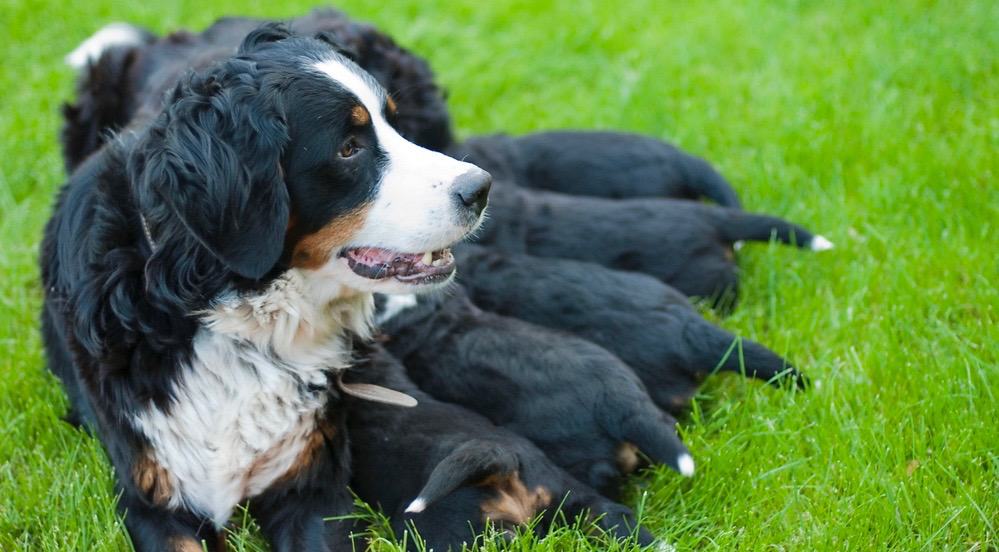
(200, 269, 375, 367)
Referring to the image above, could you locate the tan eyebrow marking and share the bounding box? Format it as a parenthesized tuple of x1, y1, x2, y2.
(350, 105, 370, 126)
(386, 95, 398, 115)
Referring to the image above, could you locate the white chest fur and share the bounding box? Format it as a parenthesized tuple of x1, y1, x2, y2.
(131, 271, 372, 526)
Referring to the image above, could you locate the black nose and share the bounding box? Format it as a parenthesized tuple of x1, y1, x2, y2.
(453, 168, 492, 217)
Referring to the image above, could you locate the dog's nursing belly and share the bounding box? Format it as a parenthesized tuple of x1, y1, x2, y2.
(131, 271, 368, 526)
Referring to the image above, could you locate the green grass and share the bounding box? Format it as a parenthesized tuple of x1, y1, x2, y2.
(1, 0, 996, 550)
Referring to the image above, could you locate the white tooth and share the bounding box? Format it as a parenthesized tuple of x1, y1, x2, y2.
(422, 251, 433, 265)
(432, 259, 444, 267)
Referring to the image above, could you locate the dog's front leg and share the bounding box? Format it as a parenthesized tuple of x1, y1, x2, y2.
(118, 487, 223, 552)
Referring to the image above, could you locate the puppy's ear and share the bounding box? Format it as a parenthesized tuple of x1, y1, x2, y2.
(239, 22, 293, 54)
(312, 30, 360, 61)
(129, 59, 289, 280)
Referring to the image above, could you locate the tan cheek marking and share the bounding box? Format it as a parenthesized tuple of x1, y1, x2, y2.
(291, 205, 372, 270)
(132, 452, 175, 507)
(386, 96, 398, 115)
(351, 105, 370, 126)
(616, 441, 641, 474)
(479, 471, 552, 525)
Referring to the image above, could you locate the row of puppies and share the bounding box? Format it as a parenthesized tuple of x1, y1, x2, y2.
(349, 242, 805, 549)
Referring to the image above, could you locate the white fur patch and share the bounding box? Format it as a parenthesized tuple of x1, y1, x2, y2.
(404, 497, 427, 514)
(678, 453, 695, 477)
(132, 270, 373, 526)
(375, 294, 419, 325)
(810, 235, 834, 251)
(65, 23, 146, 69)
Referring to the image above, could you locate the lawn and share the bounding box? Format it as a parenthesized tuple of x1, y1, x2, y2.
(1, 0, 996, 550)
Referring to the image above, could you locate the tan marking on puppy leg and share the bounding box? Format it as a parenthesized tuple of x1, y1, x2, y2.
(616, 441, 641, 474)
(723, 246, 735, 261)
(350, 105, 370, 126)
(479, 472, 552, 525)
(168, 535, 204, 552)
(291, 205, 371, 269)
(132, 453, 175, 506)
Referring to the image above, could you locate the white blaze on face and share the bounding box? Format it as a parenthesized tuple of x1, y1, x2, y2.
(312, 58, 482, 255)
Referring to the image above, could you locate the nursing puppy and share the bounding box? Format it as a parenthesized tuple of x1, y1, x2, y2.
(474, 183, 833, 307)
(62, 7, 452, 171)
(376, 287, 693, 495)
(347, 345, 659, 550)
(454, 245, 803, 413)
(42, 27, 489, 551)
(450, 130, 742, 207)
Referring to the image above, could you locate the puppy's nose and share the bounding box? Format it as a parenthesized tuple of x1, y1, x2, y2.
(452, 168, 491, 217)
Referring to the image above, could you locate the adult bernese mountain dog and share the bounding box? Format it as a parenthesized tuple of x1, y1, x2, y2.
(41, 24, 490, 552)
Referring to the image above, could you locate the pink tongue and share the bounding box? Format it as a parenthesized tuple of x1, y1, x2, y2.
(350, 247, 420, 265)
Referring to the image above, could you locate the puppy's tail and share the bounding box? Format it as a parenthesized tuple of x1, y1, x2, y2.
(717, 210, 834, 251)
(678, 154, 743, 208)
(620, 412, 695, 477)
(65, 23, 154, 70)
(403, 439, 520, 514)
(688, 318, 806, 388)
(62, 23, 155, 171)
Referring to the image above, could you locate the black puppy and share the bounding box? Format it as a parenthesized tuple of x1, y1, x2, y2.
(376, 287, 694, 495)
(454, 245, 803, 413)
(473, 183, 833, 306)
(450, 130, 742, 207)
(346, 345, 661, 550)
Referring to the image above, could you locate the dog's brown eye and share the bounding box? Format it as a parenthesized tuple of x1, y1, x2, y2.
(339, 138, 360, 158)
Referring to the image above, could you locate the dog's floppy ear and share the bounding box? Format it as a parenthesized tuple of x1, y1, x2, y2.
(129, 59, 289, 280)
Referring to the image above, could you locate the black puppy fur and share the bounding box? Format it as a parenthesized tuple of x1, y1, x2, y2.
(454, 245, 804, 413)
(474, 183, 830, 308)
(450, 130, 742, 207)
(62, 8, 452, 171)
(346, 345, 659, 550)
(376, 286, 693, 495)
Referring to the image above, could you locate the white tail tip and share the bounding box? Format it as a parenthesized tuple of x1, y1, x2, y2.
(810, 235, 834, 252)
(65, 23, 146, 69)
(733, 240, 745, 252)
(404, 497, 427, 513)
(678, 453, 695, 477)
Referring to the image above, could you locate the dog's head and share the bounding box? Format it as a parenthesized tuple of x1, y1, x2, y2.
(129, 24, 488, 301)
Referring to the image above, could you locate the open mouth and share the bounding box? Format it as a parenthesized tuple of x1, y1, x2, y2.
(340, 247, 456, 285)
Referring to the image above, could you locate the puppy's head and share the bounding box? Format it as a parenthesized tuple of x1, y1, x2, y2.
(130, 24, 488, 300)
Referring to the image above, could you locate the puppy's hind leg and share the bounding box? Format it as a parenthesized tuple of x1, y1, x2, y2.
(403, 439, 520, 514)
(716, 209, 833, 251)
(618, 410, 695, 478)
(686, 317, 806, 388)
